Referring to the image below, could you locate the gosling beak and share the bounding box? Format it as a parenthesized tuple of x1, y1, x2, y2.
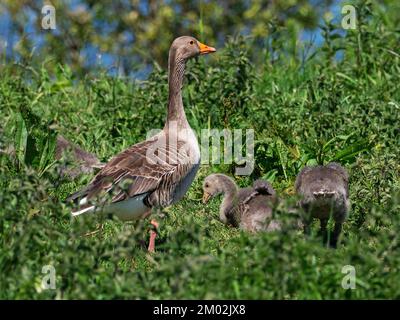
(198, 41, 216, 55)
(202, 192, 212, 204)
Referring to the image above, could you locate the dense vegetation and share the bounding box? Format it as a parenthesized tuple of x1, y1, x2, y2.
(1, 1, 400, 299)
(1, 0, 331, 74)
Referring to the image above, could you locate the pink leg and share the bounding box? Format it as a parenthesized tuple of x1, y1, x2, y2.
(147, 219, 159, 253)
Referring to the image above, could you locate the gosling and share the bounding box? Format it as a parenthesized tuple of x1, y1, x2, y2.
(202, 174, 280, 232)
(56, 135, 104, 178)
(295, 162, 350, 247)
(1, 134, 104, 178)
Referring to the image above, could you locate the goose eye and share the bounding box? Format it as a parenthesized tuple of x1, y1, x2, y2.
(190, 40, 194, 45)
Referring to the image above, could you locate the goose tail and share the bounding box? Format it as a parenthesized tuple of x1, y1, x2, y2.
(71, 204, 95, 216)
(71, 196, 96, 216)
(67, 191, 95, 217)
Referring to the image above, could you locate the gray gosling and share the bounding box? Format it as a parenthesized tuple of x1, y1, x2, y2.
(295, 162, 350, 247)
(203, 174, 280, 232)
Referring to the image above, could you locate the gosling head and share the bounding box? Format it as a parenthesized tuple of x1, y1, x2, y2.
(202, 174, 222, 204)
(202, 174, 236, 204)
(170, 36, 216, 61)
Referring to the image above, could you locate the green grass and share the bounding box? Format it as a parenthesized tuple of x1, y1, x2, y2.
(1, 2, 400, 299)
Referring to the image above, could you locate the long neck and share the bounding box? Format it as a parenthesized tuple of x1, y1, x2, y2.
(166, 49, 188, 128)
(219, 177, 240, 226)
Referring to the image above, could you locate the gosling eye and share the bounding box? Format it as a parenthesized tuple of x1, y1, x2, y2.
(189, 40, 194, 45)
(204, 183, 209, 188)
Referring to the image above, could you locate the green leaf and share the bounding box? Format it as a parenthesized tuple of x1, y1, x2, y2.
(331, 139, 371, 162)
(38, 131, 57, 174)
(14, 114, 27, 167)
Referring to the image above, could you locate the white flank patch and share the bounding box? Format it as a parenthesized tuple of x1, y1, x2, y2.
(313, 190, 336, 196)
(105, 194, 150, 221)
(72, 205, 95, 216)
(79, 197, 88, 206)
(71, 193, 150, 221)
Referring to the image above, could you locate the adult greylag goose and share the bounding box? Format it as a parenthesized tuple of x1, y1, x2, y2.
(295, 162, 350, 247)
(67, 36, 216, 252)
(202, 174, 280, 232)
(56, 135, 105, 178)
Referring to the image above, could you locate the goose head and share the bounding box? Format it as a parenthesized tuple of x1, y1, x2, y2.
(170, 36, 216, 61)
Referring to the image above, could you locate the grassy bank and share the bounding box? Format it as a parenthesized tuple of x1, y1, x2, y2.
(1, 2, 400, 299)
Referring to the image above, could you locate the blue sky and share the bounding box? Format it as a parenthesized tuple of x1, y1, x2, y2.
(0, 0, 345, 78)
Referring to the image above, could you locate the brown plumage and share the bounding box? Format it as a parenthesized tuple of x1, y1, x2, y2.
(295, 162, 350, 247)
(66, 36, 216, 251)
(202, 174, 280, 232)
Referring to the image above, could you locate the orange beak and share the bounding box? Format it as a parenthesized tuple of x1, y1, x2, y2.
(198, 41, 216, 55)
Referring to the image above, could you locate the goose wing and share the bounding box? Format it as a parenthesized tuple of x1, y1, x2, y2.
(67, 135, 197, 207)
